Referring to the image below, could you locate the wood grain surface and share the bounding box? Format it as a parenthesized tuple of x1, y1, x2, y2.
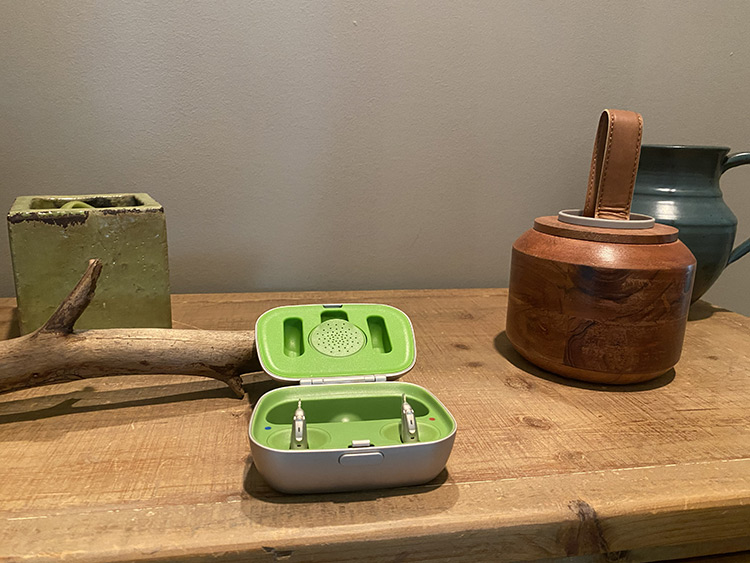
(0, 289, 748, 562)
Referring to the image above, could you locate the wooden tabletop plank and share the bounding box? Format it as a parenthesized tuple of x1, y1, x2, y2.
(0, 289, 748, 562)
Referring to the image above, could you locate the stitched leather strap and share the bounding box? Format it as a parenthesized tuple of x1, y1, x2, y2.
(582, 109, 643, 219)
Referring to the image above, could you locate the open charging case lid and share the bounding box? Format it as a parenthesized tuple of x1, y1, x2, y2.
(254, 303, 417, 384)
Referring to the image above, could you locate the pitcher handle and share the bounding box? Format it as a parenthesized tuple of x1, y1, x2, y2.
(721, 152, 750, 264)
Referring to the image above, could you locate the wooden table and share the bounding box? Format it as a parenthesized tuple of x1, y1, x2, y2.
(0, 289, 748, 562)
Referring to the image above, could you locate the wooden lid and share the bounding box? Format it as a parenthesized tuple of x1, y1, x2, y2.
(533, 215, 678, 244)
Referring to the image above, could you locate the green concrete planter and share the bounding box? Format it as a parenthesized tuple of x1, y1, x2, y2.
(8, 193, 171, 334)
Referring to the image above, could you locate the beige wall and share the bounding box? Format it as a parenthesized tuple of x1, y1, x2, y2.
(1, 1, 749, 314)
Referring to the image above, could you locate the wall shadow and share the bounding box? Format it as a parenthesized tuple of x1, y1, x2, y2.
(494, 331, 675, 392)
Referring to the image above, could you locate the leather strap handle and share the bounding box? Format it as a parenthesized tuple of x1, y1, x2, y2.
(582, 109, 644, 219)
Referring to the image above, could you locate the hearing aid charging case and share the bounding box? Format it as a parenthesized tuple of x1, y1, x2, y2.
(248, 304, 457, 494)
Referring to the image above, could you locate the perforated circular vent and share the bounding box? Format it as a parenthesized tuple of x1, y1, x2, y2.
(309, 319, 366, 357)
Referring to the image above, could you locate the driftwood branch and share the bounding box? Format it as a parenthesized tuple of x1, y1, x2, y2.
(0, 259, 261, 398)
(41, 258, 103, 334)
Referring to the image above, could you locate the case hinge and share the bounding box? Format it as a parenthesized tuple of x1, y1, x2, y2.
(301, 375, 387, 385)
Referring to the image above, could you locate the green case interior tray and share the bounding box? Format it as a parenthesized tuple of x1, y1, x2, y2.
(255, 304, 416, 381)
(250, 381, 456, 451)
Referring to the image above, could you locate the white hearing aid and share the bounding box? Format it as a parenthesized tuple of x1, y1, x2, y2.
(400, 394, 419, 443)
(290, 399, 309, 449)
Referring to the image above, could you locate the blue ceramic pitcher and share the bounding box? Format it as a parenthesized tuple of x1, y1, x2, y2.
(631, 145, 750, 302)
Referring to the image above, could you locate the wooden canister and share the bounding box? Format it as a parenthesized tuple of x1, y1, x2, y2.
(506, 110, 696, 384)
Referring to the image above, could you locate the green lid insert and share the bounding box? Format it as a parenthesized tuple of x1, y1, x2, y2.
(255, 304, 416, 381)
